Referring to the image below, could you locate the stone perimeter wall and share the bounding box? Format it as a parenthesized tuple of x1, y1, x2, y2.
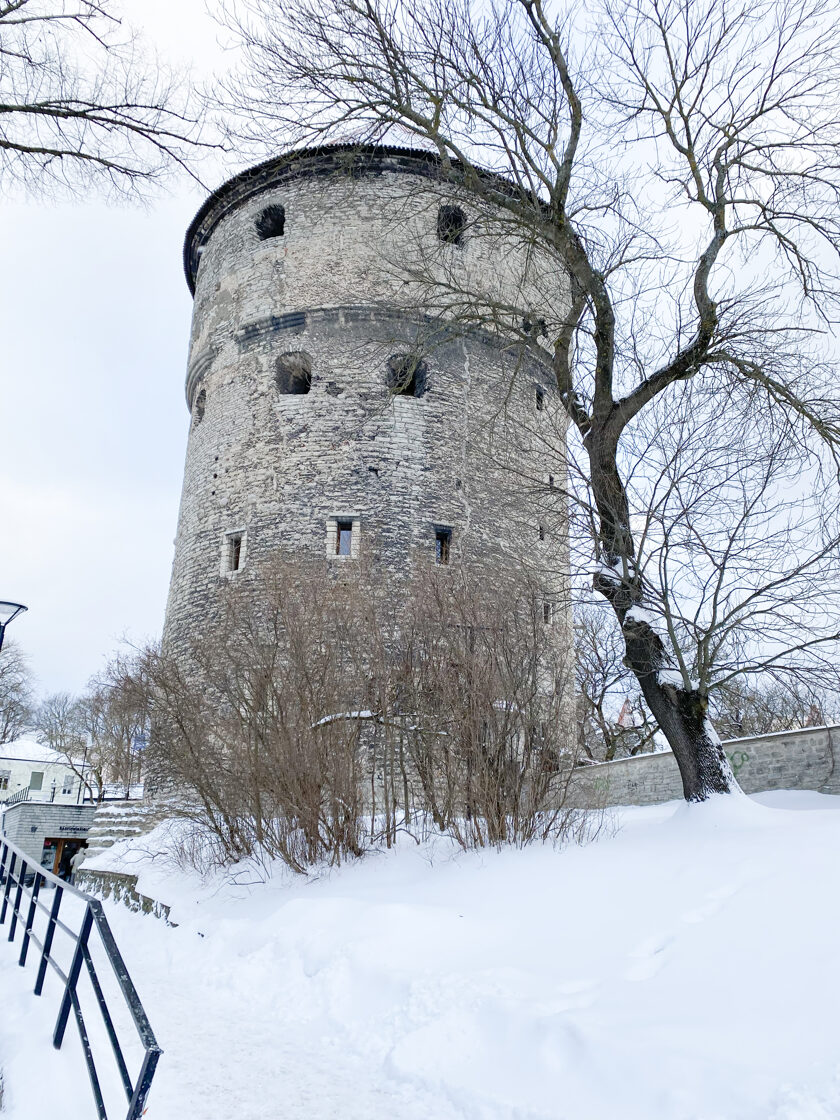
(566, 725, 840, 807)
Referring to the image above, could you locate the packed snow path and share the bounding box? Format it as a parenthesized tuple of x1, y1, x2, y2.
(2, 791, 839, 1119)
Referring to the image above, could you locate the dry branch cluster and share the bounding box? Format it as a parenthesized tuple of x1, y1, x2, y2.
(0, 0, 210, 195)
(144, 561, 583, 873)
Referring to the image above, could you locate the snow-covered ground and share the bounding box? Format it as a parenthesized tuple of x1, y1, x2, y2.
(2, 791, 840, 1119)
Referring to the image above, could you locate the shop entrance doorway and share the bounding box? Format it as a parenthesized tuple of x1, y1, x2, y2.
(41, 837, 87, 881)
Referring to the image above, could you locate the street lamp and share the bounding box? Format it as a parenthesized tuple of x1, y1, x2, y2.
(0, 601, 27, 652)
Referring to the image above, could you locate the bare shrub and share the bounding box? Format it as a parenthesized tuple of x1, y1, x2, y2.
(148, 558, 583, 872)
(149, 562, 373, 872)
(390, 570, 578, 848)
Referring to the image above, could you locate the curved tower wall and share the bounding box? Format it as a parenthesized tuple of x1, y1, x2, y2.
(163, 147, 571, 652)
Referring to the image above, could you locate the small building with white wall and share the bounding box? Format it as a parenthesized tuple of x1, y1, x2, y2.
(0, 739, 91, 806)
(2, 800, 96, 879)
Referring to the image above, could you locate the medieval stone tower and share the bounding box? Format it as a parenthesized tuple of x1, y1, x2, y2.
(162, 144, 570, 653)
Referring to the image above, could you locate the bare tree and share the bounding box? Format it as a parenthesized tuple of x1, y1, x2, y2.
(0, 641, 34, 743)
(37, 650, 150, 802)
(77, 654, 149, 799)
(711, 679, 840, 741)
(214, 0, 840, 800)
(625, 388, 840, 704)
(0, 0, 211, 196)
(37, 690, 92, 796)
(575, 391, 840, 756)
(575, 605, 656, 761)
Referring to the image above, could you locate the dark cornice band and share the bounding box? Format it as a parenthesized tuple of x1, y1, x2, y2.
(182, 143, 523, 295)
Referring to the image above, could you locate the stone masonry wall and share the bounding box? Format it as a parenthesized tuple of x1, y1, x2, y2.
(566, 725, 840, 807)
(1, 803, 96, 865)
(163, 149, 572, 672)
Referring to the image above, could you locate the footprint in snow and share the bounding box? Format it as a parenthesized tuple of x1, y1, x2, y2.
(624, 933, 674, 982)
(681, 883, 741, 924)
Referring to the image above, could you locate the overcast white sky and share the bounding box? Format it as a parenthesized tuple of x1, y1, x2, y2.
(0, 1, 241, 699)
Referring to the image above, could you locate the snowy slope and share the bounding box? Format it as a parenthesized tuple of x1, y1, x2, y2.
(2, 791, 840, 1119)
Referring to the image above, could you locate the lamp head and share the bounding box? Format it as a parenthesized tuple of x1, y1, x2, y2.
(0, 601, 27, 651)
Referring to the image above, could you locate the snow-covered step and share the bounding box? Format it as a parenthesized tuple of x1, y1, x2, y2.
(78, 799, 165, 866)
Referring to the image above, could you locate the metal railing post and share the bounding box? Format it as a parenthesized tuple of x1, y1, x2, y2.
(8, 857, 27, 941)
(19, 869, 42, 966)
(1, 851, 16, 924)
(126, 1048, 162, 1120)
(54, 904, 93, 1049)
(34, 882, 63, 997)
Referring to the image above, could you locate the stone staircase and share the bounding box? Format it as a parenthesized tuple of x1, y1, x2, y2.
(77, 798, 176, 922)
(80, 799, 165, 864)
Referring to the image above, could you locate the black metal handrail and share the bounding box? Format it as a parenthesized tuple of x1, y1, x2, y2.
(0, 833, 162, 1119)
(1, 787, 30, 806)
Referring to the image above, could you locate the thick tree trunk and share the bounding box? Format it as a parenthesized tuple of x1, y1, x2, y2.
(589, 445, 739, 802)
(593, 586, 740, 801)
(628, 642, 736, 801)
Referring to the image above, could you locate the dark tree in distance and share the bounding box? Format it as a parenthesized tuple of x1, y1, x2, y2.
(575, 605, 657, 761)
(213, 0, 840, 800)
(0, 641, 34, 744)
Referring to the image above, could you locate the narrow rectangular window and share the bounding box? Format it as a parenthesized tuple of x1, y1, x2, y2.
(336, 519, 353, 556)
(535, 386, 545, 411)
(538, 524, 545, 541)
(543, 602, 553, 625)
(435, 528, 452, 564)
(228, 533, 243, 572)
(62, 773, 74, 795)
(548, 474, 555, 489)
(0, 770, 9, 791)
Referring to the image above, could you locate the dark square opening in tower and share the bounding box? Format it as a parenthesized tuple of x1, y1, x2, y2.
(336, 520, 353, 556)
(437, 204, 466, 246)
(275, 351, 312, 395)
(228, 533, 243, 572)
(256, 204, 285, 240)
(387, 354, 427, 397)
(435, 528, 452, 565)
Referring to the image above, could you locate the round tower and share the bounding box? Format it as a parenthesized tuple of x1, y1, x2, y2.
(162, 144, 570, 652)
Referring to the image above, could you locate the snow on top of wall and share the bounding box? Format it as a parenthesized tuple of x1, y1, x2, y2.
(721, 723, 840, 745)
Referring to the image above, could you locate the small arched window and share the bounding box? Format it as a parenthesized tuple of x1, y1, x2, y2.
(256, 204, 286, 240)
(437, 204, 466, 247)
(192, 387, 206, 425)
(275, 351, 312, 395)
(387, 353, 427, 398)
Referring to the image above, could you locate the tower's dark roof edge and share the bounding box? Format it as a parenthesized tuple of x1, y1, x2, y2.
(182, 142, 521, 294)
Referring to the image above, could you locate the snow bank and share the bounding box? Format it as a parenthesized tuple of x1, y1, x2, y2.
(3, 792, 840, 1119)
